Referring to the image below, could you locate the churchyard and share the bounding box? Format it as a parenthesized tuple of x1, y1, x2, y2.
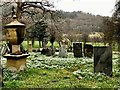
(1, 1, 120, 89)
(0, 41, 119, 89)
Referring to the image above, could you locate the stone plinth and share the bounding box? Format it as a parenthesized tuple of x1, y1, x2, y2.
(3, 54, 29, 72)
(94, 46, 112, 76)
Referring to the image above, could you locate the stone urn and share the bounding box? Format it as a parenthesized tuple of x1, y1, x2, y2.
(4, 15, 26, 54)
(3, 15, 29, 72)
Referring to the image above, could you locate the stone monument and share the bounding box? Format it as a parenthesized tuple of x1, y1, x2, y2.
(84, 44, 93, 58)
(3, 15, 29, 72)
(59, 44, 67, 58)
(59, 39, 68, 58)
(94, 46, 112, 76)
(73, 42, 82, 57)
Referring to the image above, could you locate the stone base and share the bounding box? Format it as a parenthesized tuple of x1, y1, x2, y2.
(3, 54, 29, 72)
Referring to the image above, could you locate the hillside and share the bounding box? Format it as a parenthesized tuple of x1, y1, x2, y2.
(54, 11, 106, 34)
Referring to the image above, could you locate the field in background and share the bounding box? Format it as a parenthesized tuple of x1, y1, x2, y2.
(22, 41, 118, 51)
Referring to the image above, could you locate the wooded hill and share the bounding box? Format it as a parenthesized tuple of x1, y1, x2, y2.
(53, 10, 106, 34)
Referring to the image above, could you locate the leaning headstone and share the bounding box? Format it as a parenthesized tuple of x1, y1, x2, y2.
(94, 46, 112, 76)
(73, 42, 82, 57)
(59, 44, 67, 58)
(84, 44, 93, 58)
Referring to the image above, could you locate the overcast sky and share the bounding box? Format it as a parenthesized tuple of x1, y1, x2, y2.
(51, 0, 116, 17)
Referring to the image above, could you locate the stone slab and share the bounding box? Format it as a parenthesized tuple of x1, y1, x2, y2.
(94, 46, 112, 76)
(59, 45, 67, 58)
(84, 44, 93, 58)
(73, 42, 82, 57)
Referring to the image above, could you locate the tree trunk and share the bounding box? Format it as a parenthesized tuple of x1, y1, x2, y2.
(118, 41, 120, 52)
(32, 39, 34, 47)
(108, 41, 112, 47)
(16, 2, 22, 20)
(38, 40, 41, 50)
(27, 40, 29, 51)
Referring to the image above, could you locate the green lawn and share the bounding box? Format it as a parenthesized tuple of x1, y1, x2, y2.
(22, 41, 60, 49)
(2, 52, 119, 89)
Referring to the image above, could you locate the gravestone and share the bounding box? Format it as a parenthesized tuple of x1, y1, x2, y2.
(94, 46, 112, 76)
(84, 44, 93, 58)
(41, 48, 50, 56)
(59, 44, 67, 58)
(49, 46, 55, 56)
(73, 42, 82, 57)
(41, 46, 55, 56)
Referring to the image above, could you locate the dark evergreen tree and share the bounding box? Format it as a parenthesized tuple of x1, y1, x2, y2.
(29, 20, 48, 49)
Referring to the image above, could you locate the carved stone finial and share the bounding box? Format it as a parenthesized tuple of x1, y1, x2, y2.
(13, 15, 17, 19)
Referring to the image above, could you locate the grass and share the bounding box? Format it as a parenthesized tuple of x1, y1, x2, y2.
(3, 68, 118, 88)
(2, 52, 119, 89)
(22, 41, 60, 49)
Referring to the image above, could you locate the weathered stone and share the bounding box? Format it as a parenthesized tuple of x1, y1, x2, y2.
(94, 46, 112, 76)
(12, 45, 20, 54)
(3, 54, 29, 72)
(7, 43, 26, 54)
(59, 44, 67, 58)
(4, 14, 28, 72)
(73, 42, 82, 57)
(49, 46, 55, 56)
(84, 44, 93, 58)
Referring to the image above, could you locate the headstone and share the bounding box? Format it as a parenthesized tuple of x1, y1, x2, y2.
(84, 44, 93, 58)
(73, 42, 82, 57)
(41, 46, 55, 56)
(49, 46, 55, 55)
(41, 48, 49, 55)
(94, 46, 112, 76)
(59, 44, 67, 58)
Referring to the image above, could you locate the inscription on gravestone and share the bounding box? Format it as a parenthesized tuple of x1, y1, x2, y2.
(94, 46, 112, 76)
(84, 44, 93, 58)
(73, 42, 82, 57)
